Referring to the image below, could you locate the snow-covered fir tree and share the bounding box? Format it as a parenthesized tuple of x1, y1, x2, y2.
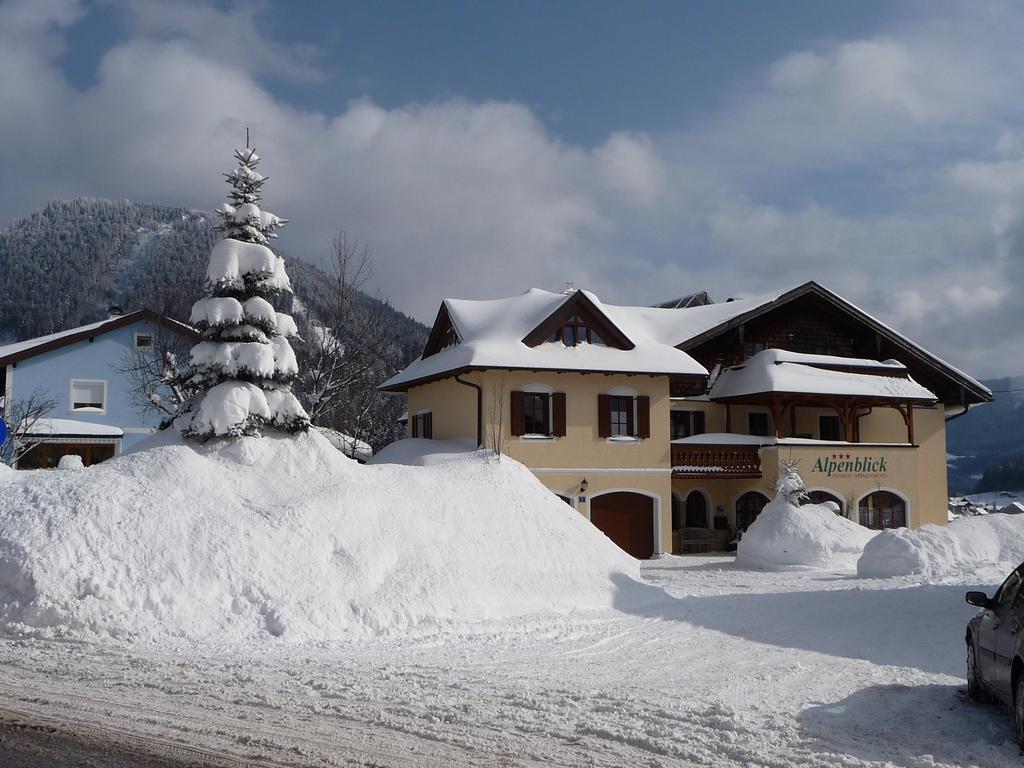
(775, 460, 809, 505)
(179, 146, 310, 439)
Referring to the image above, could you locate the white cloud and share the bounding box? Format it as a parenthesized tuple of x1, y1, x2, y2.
(4, 1, 1024, 378)
(116, 0, 325, 83)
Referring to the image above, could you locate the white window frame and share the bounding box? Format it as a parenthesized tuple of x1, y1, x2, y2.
(134, 332, 154, 350)
(69, 379, 108, 415)
(606, 385, 640, 443)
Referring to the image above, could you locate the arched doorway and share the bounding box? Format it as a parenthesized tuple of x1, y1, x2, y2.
(807, 489, 843, 514)
(671, 493, 684, 533)
(590, 492, 655, 559)
(735, 491, 769, 532)
(858, 491, 907, 529)
(684, 491, 708, 528)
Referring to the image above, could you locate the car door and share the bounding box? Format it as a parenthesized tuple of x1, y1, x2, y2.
(979, 567, 1024, 697)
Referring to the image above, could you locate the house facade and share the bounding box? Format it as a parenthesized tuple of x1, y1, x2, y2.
(0, 310, 197, 468)
(381, 282, 991, 559)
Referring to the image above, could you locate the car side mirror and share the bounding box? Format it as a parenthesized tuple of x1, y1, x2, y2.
(966, 591, 994, 608)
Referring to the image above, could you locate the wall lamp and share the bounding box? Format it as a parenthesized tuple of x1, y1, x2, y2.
(579, 478, 589, 494)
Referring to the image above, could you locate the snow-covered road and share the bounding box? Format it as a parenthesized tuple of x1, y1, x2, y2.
(0, 556, 1018, 767)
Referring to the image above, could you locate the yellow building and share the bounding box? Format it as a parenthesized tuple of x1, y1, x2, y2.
(381, 282, 991, 558)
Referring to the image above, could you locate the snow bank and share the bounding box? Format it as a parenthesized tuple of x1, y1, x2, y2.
(857, 514, 1024, 579)
(736, 499, 878, 571)
(0, 431, 640, 643)
(369, 438, 479, 467)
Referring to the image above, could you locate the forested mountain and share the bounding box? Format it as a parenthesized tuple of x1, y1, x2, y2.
(0, 199, 429, 447)
(946, 376, 1024, 493)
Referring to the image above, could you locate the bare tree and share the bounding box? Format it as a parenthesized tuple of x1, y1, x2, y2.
(1, 387, 59, 466)
(486, 378, 507, 456)
(115, 326, 195, 427)
(292, 231, 406, 450)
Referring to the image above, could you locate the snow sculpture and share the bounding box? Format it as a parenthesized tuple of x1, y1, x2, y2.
(180, 146, 310, 439)
(775, 459, 809, 505)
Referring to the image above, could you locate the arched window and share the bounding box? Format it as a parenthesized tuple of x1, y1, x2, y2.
(859, 491, 907, 529)
(807, 490, 844, 514)
(685, 491, 708, 528)
(736, 491, 769, 532)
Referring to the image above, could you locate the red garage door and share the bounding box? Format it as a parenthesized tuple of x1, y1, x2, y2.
(590, 492, 655, 559)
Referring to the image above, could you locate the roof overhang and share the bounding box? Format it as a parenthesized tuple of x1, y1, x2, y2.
(379, 365, 705, 393)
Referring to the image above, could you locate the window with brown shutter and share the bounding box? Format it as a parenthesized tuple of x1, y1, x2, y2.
(552, 392, 566, 436)
(522, 393, 548, 434)
(597, 394, 611, 437)
(636, 396, 650, 439)
(609, 396, 633, 436)
(510, 391, 526, 436)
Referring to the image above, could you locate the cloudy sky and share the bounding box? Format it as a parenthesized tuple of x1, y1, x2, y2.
(1, 0, 1022, 378)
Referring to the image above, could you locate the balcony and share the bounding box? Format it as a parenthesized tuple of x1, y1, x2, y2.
(671, 441, 763, 478)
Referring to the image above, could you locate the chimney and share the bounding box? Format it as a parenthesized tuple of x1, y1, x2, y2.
(106, 305, 123, 319)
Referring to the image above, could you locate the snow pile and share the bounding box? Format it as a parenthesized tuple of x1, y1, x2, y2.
(857, 513, 1024, 579)
(56, 455, 84, 470)
(0, 431, 641, 643)
(736, 499, 878, 570)
(370, 437, 478, 466)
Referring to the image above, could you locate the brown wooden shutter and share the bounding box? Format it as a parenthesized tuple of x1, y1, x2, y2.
(636, 396, 650, 438)
(511, 391, 525, 436)
(411, 415, 419, 438)
(552, 392, 566, 437)
(424, 412, 433, 439)
(597, 394, 611, 437)
(693, 410, 706, 435)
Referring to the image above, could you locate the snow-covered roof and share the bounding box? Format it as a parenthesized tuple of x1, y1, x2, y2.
(654, 282, 990, 400)
(22, 419, 124, 437)
(709, 348, 937, 402)
(381, 289, 708, 390)
(612, 290, 789, 348)
(382, 280, 990, 403)
(0, 310, 197, 366)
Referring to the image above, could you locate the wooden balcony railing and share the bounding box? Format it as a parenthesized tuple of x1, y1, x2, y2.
(671, 444, 762, 478)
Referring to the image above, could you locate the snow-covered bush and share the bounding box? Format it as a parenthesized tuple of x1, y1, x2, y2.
(736, 464, 876, 570)
(857, 514, 1024, 579)
(179, 146, 309, 439)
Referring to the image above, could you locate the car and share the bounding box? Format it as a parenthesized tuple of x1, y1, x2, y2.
(965, 562, 1024, 746)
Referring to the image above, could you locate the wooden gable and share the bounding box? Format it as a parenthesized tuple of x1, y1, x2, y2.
(421, 302, 462, 359)
(678, 283, 991, 408)
(521, 291, 634, 350)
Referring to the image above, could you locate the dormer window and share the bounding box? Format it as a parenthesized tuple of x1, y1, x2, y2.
(548, 313, 605, 347)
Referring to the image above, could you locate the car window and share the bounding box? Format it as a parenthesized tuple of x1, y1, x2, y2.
(997, 569, 1024, 606)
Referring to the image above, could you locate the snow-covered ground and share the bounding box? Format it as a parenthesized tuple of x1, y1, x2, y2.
(0, 557, 1017, 767)
(2, 437, 1021, 765)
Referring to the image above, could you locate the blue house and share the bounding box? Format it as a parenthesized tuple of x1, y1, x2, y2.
(0, 309, 197, 468)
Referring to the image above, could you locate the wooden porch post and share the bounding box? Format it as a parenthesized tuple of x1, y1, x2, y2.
(771, 400, 784, 438)
(840, 402, 854, 443)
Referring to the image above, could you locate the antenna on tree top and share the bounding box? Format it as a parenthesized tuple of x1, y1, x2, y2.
(246, 126, 250, 149)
